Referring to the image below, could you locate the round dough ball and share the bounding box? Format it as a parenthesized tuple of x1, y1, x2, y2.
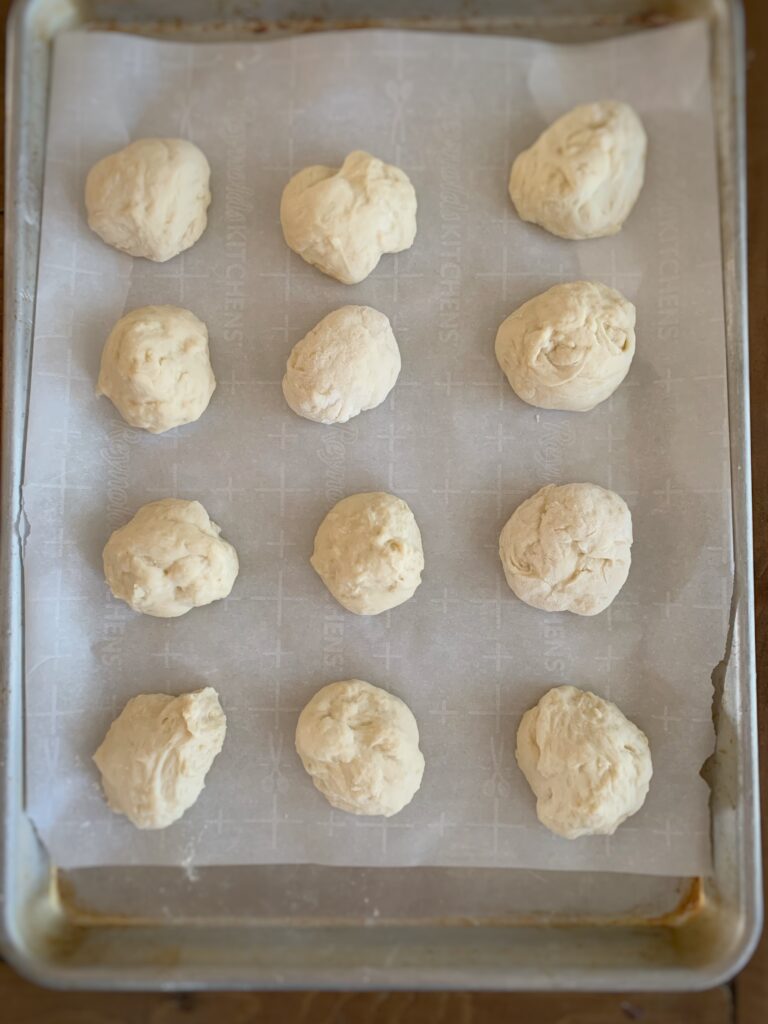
(295, 679, 425, 817)
(311, 492, 424, 615)
(93, 687, 226, 830)
(97, 305, 216, 433)
(499, 482, 632, 616)
(85, 138, 211, 261)
(280, 150, 417, 284)
(103, 498, 239, 618)
(283, 305, 401, 425)
(495, 281, 636, 412)
(516, 685, 652, 838)
(509, 101, 647, 240)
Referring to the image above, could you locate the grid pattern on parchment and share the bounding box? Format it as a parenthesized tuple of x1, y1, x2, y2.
(22, 23, 729, 874)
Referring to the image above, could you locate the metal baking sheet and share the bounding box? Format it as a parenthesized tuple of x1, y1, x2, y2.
(0, 0, 760, 992)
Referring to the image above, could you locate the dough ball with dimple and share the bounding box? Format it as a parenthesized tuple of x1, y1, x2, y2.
(93, 687, 226, 830)
(495, 281, 636, 412)
(280, 150, 417, 284)
(85, 138, 211, 261)
(516, 685, 652, 838)
(499, 483, 632, 616)
(311, 492, 424, 615)
(97, 305, 216, 433)
(103, 498, 239, 618)
(296, 679, 425, 817)
(283, 305, 401, 425)
(509, 101, 647, 240)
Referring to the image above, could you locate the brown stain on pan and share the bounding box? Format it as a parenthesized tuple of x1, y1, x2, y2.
(54, 873, 705, 935)
(89, 11, 681, 39)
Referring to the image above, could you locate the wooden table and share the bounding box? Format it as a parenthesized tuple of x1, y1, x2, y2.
(1, 1, 765, 1019)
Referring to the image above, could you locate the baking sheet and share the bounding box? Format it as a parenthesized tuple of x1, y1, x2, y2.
(22, 21, 730, 874)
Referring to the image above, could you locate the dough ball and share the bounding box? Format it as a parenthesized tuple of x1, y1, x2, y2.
(295, 679, 425, 817)
(97, 305, 216, 433)
(499, 482, 632, 616)
(103, 498, 239, 618)
(93, 687, 226, 830)
(85, 138, 211, 261)
(280, 150, 417, 284)
(311, 492, 424, 615)
(283, 305, 401, 425)
(495, 281, 636, 412)
(516, 685, 652, 838)
(509, 101, 647, 240)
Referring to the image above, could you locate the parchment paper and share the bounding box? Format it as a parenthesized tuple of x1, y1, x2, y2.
(23, 22, 730, 874)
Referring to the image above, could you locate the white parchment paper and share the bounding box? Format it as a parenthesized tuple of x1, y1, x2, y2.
(23, 22, 730, 874)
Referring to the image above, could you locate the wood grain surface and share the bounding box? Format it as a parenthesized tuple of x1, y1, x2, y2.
(0, 0, 764, 1019)
(0, 974, 738, 1023)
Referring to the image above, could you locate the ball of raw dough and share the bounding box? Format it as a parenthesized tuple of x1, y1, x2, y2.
(103, 498, 239, 618)
(499, 482, 632, 616)
(509, 101, 647, 240)
(516, 685, 652, 838)
(97, 305, 216, 433)
(93, 687, 226, 830)
(311, 492, 424, 615)
(280, 150, 417, 284)
(495, 281, 636, 412)
(283, 305, 401, 425)
(85, 138, 211, 261)
(295, 679, 425, 817)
